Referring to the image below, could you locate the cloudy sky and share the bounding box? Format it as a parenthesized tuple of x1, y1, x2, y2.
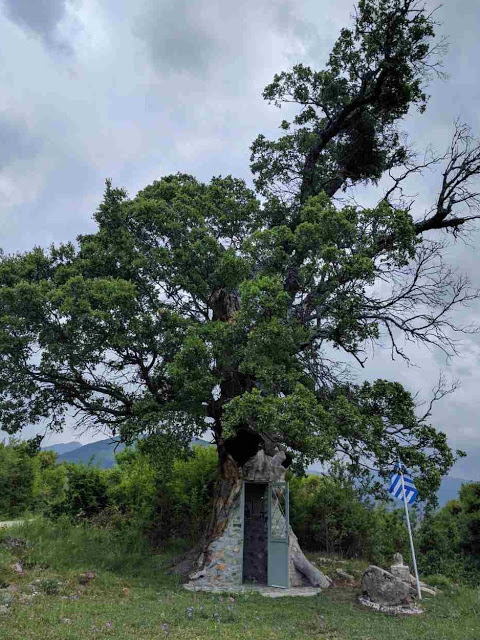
(1, 0, 479, 479)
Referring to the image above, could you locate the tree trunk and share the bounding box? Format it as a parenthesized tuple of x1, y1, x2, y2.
(173, 446, 331, 590)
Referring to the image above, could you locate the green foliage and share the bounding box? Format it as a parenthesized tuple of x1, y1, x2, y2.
(458, 482, 480, 557)
(31, 450, 67, 513)
(423, 574, 453, 588)
(290, 474, 374, 556)
(167, 445, 218, 539)
(367, 504, 412, 565)
(0, 439, 217, 544)
(107, 448, 158, 527)
(50, 464, 110, 520)
(251, 0, 437, 202)
(0, 440, 37, 518)
(417, 482, 480, 584)
(289, 473, 410, 564)
(0, 441, 68, 519)
(38, 578, 60, 595)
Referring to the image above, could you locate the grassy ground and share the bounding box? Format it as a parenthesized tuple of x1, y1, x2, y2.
(0, 518, 479, 640)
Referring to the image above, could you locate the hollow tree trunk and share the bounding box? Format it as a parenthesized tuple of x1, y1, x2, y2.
(174, 447, 331, 589)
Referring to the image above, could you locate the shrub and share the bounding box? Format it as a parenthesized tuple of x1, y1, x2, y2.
(108, 448, 158, 528)
(50, 464, 111, 520)
(289, 473, 414, 565)
(417, 483, 480, 585)
(32, 450, 67, 513)
(0, 440, 36, 518)
(368, 505, 411, 566)
(152, 445, 218, 543)
(290, 474, 374, 558)
(423, 574, 452, 588)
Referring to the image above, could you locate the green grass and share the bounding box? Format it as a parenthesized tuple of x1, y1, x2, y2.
(0, 518, 479, 639)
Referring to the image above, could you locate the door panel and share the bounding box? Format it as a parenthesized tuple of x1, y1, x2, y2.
(239, 481, 245, 584)
(267, 481, 289, 588)
(242, 482, 267, 584)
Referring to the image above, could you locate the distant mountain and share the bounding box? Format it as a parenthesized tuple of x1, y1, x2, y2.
(42, 441, 83, 456)
(57, 438, 125, 468)
(436, 476, 469, 508)
(191, 437, 212, 448)
(53, 436, 212, 469)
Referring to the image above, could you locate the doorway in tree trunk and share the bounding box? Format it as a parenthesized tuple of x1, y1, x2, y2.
(243, 482, 268, 585)
(180, 449, 332, 590)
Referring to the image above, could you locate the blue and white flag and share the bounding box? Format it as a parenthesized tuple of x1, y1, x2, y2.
(389, 464, 418, 505)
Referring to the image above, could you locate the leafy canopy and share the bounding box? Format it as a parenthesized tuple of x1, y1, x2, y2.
(0, 0, 477, 499)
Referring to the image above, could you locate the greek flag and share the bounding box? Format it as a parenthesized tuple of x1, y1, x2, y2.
(389, 464, 418, 505)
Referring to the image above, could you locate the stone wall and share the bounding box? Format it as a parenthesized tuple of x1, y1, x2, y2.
(188, 487, 244, 587)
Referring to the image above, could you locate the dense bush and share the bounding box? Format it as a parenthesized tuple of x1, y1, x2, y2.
(150, 445, 218, 544)
(32, 450, 67, 513)
(45, 444, 218, 545)
(0, 438, 218, 541)
(289, 474, 410, 564)
(290, 475, 372, 557)
(50, 463, 111, 519)
(107, 448, 158, 526)
(0, 440, 36, 518)
(417, 482, 480, 584)
(0, 441, 69, 519)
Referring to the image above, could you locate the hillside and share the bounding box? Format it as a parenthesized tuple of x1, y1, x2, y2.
(42, 442, 82, 456)
(54, 436, 212, 468)
(56, 438, 125, 468)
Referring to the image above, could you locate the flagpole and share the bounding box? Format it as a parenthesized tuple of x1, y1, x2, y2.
(400, 469, 422, 600)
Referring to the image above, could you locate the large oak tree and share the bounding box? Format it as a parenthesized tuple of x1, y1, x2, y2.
(1, 0, 480, 582)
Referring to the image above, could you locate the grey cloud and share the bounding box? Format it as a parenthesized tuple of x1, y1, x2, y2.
(133, 0, 323, 78)
(452, 445, 480, 480)
(1, 0, 71, 53)
(0, 113, 41, 170)
(134, 0, 220, 76)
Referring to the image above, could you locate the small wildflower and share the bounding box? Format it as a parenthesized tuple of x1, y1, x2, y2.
(186, 606, 194, 619)
(229, 596, 235, 603)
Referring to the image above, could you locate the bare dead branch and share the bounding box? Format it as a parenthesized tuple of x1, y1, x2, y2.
(416, 372, 460, 423)
(415, 119, 480, 235)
